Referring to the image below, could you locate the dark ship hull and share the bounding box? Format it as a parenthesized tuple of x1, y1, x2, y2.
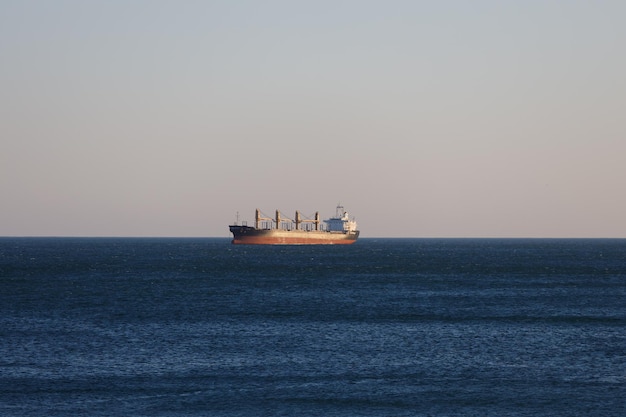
(229, 225, 359, 245)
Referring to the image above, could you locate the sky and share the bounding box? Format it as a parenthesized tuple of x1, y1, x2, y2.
(1, 0, 625, 238)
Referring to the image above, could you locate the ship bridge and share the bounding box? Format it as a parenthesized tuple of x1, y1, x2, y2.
(324, 205, 358, 232)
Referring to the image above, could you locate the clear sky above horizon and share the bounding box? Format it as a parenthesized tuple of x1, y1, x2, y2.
(1, 0, 625, 237)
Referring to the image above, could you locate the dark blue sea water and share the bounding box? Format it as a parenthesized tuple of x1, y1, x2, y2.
(1, 238, 625, 416)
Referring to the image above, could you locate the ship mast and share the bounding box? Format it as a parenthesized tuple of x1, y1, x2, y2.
(336, 203, 345, 218)
(296, 211, 320, 231)
(255, 209, 274, 229)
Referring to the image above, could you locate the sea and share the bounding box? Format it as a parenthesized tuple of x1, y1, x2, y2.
(1, 238, 625, 417)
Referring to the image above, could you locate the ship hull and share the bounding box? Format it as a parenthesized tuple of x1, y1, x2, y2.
(229, 226, 359, 245)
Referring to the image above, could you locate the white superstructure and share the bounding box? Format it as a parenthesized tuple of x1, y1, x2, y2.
(324, 205, 358, 232)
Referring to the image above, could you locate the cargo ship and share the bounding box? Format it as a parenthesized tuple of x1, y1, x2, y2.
(229, 205, 359, 245)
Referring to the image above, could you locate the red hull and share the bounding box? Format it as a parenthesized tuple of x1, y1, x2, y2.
(232, 236, 357, 245)
(229, 225, 359, 245)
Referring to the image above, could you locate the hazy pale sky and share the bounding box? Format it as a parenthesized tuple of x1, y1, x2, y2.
(1, 0, 625, 237)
